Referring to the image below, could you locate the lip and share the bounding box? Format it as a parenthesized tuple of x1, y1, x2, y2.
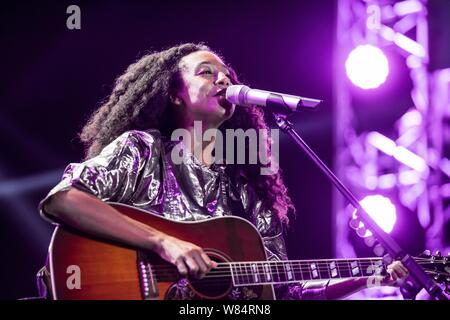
(214, 88, 227, 97)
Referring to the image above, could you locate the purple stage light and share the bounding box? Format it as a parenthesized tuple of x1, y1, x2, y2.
(398, 170, 421, 185)
(366, 131, 429, 175)
(367, 131, 396, 156)
(394, 33, 426, 58)
(345, 45, 389, 89)
(353, 195, 397, 236)
(393, 0, 423, 16)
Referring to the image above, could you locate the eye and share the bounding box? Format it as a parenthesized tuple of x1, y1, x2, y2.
(199, 69, 213, 75)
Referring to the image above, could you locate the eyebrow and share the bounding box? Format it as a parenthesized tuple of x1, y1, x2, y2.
(196, 61, 231, 75)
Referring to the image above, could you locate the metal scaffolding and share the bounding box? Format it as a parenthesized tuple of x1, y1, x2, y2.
(333, 0, 449, 298)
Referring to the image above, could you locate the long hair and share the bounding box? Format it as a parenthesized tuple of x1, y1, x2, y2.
(79, 43, 295, 223)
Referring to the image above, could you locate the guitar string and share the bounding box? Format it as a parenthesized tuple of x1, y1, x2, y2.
(143, 271, 445, 287)
(146, 270, 446, 286)
(142, 259, 441, 274)
(143, 261, 444, 277)
(144, 262, 444, 283)
(141, 257, 438, 270)
(149, 265, 441, 280)
(145, 269, 446, 287)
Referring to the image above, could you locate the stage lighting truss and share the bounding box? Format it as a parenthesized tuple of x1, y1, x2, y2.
(334, 0, 449, 297)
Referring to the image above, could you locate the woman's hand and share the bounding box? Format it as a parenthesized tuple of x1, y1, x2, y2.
(155, 234, 217, 279)
(381, 260, 409, 286)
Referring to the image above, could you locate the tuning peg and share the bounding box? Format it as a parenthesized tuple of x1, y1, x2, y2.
(364, 235, 376, 247)
(420, 250, 431, 258)
(373, 244, 385, 257)
(356, 226, 367, 237)
(349, 218, 361, 230)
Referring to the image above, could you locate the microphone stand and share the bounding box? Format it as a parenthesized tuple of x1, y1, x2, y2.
(267, 97, 447, 300)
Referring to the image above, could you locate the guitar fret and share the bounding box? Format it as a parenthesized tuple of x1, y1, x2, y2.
(329, 261, 338, 278)
(339, 260, 350, 278)
(239, 263, 245, 284)
(270, 262, 279, 283)
(230, 263, 238, 285)
(319, 261, 330, 279)
(305, 262, 312, 280)
(358, 260, 364, 277)
(255, 263, 262, 284)
(264, 263, 272, 282)
(251, 263, 259, 283)
(246, 263, 253, 284)
(298, 262, 304, 281)
(284, 261, 294, 281)
(345, 260, 351, 278)
(277, 261, 286, 283)
(366, 259, 374, 277)
(244, 263, 250, 283)
(350, 260, 360, 277)
(259, 262, 267, 283)
(336, 261, 342, 278)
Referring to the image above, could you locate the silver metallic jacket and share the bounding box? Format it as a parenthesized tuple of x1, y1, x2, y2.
(39, 129, 328, 299)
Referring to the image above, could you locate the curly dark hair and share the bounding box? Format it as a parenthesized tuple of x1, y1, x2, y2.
(79, 43, 295, 224)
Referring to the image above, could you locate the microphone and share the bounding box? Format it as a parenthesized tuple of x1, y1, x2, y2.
(225, 85, 322, 114)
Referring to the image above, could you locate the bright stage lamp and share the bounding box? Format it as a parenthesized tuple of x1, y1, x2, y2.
(345, 44, 389, 89)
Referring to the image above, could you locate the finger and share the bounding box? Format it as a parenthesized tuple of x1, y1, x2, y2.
(388, 268, 398, 281)
(192, 252, 209, 277)
(201, 252, 217, 269)
(397, 268, 408, 278)
(391, 261, 408, 279)
(394, 268, 402, 281)
(398, 263, 409, 277)
(184, 256, 201, 278)
(379, 274, 392, 286)
(175, 258, 188, 277)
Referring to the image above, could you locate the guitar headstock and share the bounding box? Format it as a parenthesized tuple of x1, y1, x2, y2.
(417, 250, 450, 293)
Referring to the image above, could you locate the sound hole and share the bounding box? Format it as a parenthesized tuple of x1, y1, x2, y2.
(188, 250, 232, 299)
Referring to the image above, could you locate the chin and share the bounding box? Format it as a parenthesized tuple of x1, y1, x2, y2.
(222, 103, 235, 118)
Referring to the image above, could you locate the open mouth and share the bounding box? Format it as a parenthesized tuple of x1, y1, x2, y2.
(214, 88, 227, 97)
(217, 95, 232, 110)
(213, 88, 232, 111)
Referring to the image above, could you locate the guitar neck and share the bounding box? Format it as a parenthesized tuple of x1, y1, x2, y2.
(228, 257, 387, 286)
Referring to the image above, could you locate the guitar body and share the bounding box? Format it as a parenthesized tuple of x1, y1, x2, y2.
(49, 202, 275, 300)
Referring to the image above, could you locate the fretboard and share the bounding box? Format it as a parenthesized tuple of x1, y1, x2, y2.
(229, 258, 385, 286)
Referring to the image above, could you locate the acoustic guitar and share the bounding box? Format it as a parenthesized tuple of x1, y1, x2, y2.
(48, 202, 449, 299)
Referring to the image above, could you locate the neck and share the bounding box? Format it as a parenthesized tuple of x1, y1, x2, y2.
(181, 121, 220, 167)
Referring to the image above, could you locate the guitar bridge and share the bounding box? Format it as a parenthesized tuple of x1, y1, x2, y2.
(137, 252, 159, 300)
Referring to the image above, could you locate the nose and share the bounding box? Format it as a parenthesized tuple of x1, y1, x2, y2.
(215, 72, 231, 87)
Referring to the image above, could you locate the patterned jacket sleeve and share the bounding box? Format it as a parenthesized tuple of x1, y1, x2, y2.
(38, 129, 163, 223)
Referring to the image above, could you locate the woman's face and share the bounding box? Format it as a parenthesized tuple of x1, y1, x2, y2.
(175, 50, 235, 128)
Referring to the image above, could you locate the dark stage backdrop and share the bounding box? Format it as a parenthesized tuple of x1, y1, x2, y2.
(0, 0, 335, 299)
